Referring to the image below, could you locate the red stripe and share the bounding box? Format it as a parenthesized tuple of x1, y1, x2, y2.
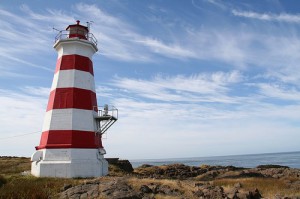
(55, 54, 94, 75)
(47, 87, 97, 111)
(36, 130, 103, 150)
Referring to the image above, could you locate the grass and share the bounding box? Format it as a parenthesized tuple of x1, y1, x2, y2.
(0, 175, 81, 199)
(1, 156, 299, 198)
(0, 156, 83, 199)
(0, 156, 30, 176)
(0, 175, 6, 188)
(108, 164, 129, 176)
(213, 177, 300, 198)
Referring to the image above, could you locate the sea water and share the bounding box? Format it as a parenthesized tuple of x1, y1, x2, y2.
(130, 151, 300, 168)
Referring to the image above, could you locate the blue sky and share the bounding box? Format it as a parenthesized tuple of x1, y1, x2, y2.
(0, 0, 300, 159)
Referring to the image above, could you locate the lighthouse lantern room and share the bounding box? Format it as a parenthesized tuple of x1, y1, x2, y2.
(31, 21, 117, 178)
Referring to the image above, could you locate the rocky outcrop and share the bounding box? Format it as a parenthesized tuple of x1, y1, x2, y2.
(134, 163, 213, 179)
(59, 177, 265, 199)
(58, 163, 300, 199)
(59, 177, 182, 199)
(98, 178, 141, 199)
(107, 158, 134, 173)
(134, 164, 300, 181)
(193, 184, 227, 198)
(59, 180, 101, 199)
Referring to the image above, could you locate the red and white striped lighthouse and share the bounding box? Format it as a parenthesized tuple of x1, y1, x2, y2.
(31, 21, 117, 178)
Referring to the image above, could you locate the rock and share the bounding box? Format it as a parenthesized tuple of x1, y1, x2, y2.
(21, 170, 31, 176)
(194, 184, 227, 198)
(106, 158, 119, 164)
(256, 167, 300, 179)
(115, 160, 134, 173)
(194, 182, 206, 187)
(147, 183, 159, 194)
(57, 164, 300, 199)
(140, 185, 152, 193)
(257, 165, 289, 169)
(59, 182, 100, 199)
(246, 188, 262, 199)
(98, 178, 142, 199)
(139, 164, 153, 168)
(233, 191, 239, 199)
(109, 159, 134, 173)
(80, 193, 87, 199)
(156, 184, 181, 195)
(222, 170, 265, 179)
(193, 189, 204, 197)
(61, 184, 72, 191)
(196, 170, 219, 181)
(135, 164, 207, 179)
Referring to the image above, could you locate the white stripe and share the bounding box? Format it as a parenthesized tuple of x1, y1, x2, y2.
(41, 148, 103, 161)
(42, 109, 96, 132)
(54, 39, 97, 59)
(51, 70, 96, 92)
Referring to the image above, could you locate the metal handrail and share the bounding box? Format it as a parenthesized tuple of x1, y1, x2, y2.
(55, 30, 98, 46)
(94, 105, 118, 119)
(94, 105, 118, 135)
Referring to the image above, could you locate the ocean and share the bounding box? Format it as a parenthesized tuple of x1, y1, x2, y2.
(130, 151, 300, 169)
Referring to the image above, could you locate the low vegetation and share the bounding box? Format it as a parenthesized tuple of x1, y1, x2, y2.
(214, 177, 300, 198)
(0, 156, 299, 198)
(0, 156, 83, 199)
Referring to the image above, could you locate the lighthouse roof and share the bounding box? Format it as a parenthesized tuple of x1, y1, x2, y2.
(66, 20, 88, 32)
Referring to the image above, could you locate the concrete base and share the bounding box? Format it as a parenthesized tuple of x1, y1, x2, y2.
(31, 148, 108, 178)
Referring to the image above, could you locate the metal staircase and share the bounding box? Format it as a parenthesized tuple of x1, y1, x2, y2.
(94, 105, 118, 135)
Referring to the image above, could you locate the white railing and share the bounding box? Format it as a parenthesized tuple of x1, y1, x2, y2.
(55, 30, 98, 46)
(94, 105, 118, 135)
(94, 105, 118, 119)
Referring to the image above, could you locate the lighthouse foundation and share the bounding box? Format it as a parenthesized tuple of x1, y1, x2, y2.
(31, 148, 108, 178)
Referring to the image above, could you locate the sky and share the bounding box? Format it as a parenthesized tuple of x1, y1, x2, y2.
(0, 0, 300, 160)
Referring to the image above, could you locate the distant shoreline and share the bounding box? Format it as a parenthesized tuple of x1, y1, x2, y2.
(129, 150, 300, 168)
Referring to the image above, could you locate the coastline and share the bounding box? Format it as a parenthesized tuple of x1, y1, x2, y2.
(1, 156, 300, 198)
(129, 151, 300, 168)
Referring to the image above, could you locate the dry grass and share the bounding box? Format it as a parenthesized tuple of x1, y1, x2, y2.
(154, 194, 183, 199)
(213, 177, 300, 198)
(108, 164, 128, 176)
(127, 177, 180, 189)
(0, 156, 31, 176)
(0, 156, 83, 199)
(127, 177, 197, 198)
(0, 175, 82, 199)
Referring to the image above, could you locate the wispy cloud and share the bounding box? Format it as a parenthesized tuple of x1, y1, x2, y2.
(0, 88, 47, 156)
(107, 71, 244, 103)
(136, 37, 197, 59)
(98, 71, 300, 119)
(2, 3, 300, 73)
(99, 73, 300, 158)
(232, 10, 300, 23)
(0, 6, 56, 74)
(74, 3, 197, 62)
(250, 83, 300, 101)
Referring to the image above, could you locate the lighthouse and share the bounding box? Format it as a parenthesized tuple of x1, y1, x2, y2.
(31, 21, 117, 178)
